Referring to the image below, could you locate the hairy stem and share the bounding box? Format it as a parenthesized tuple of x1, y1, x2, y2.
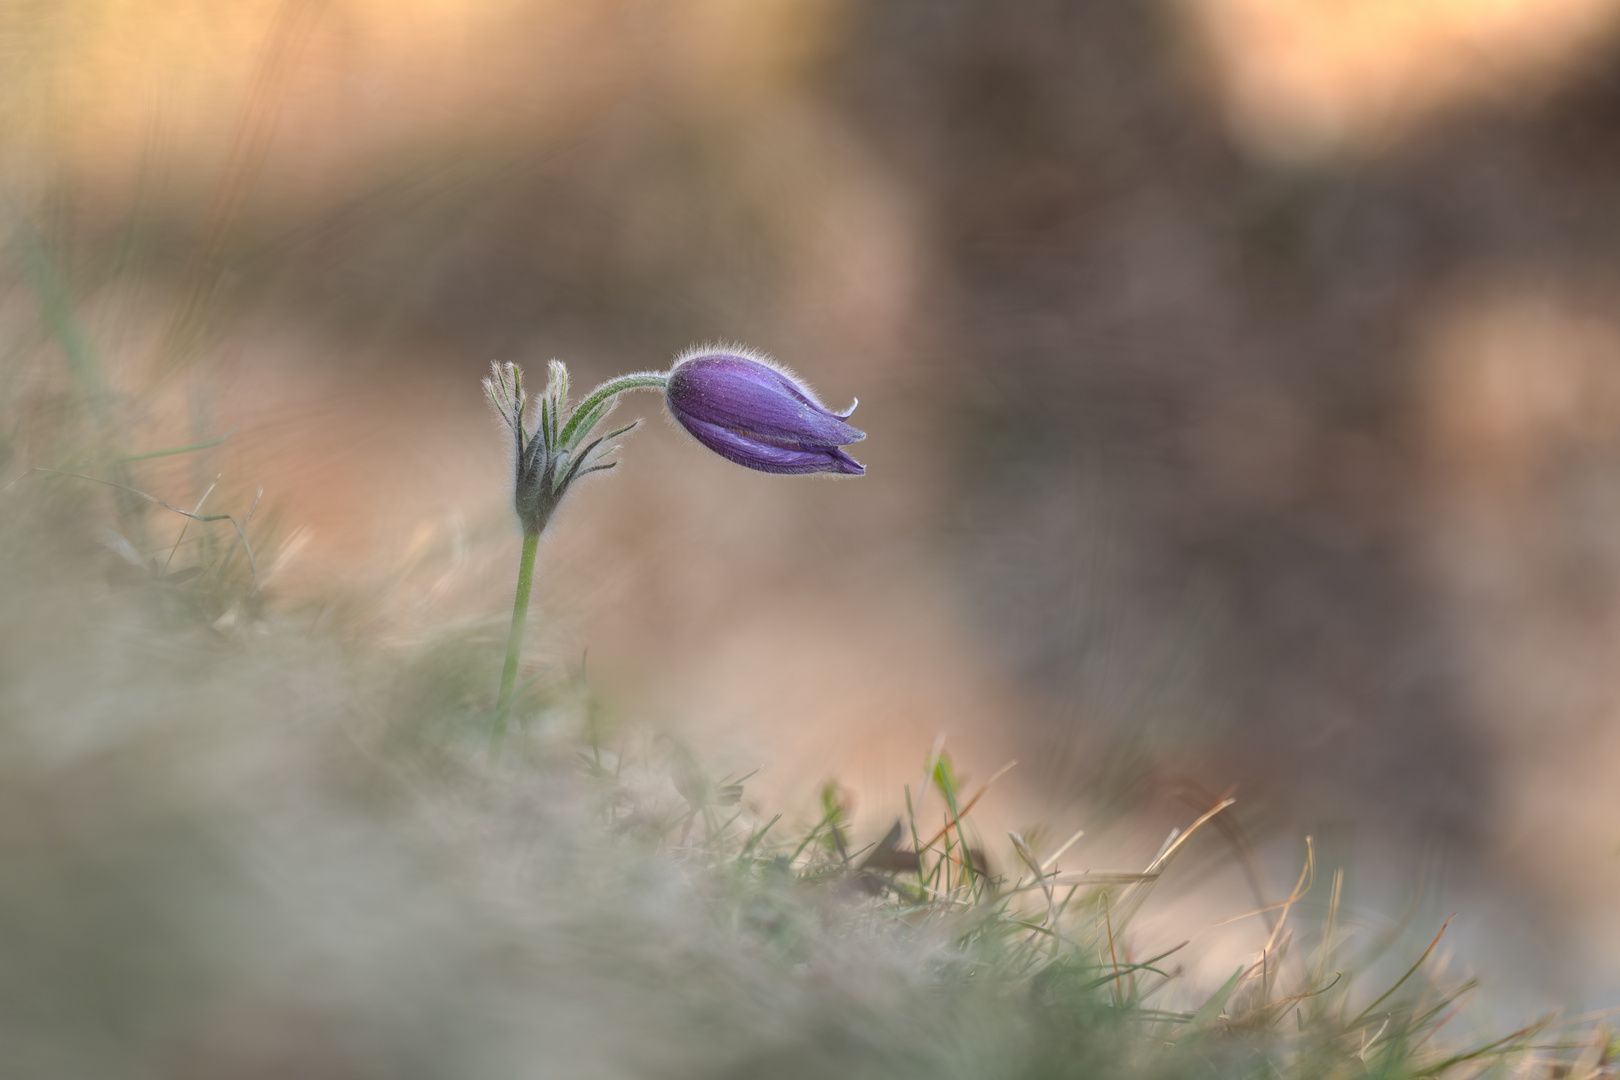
(558, 372, 667, 447)
(493, 528, 541, 749)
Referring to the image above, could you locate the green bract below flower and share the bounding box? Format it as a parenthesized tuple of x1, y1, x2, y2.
(483, 360, 660, 537)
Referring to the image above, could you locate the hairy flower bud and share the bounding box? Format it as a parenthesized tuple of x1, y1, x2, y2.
(664, 350, 866, 475)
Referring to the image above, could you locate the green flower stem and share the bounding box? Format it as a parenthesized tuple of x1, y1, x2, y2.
(488, 371, 667, 752)
(492, 527, 541, 748)
(558, 372, 667, 446)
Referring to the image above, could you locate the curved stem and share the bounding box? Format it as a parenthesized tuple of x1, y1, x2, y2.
(492, 528, 541, 750)
(558, 372, 668, 446)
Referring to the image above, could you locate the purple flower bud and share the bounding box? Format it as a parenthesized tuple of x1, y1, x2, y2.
(664, 350, 866, 475)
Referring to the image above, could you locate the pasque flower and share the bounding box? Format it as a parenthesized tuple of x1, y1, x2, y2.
(482, 345, 863, 745)
(664, 350, 866, 476)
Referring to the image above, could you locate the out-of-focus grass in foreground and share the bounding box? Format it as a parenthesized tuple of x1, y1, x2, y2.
(1, 264, 1615, 1080)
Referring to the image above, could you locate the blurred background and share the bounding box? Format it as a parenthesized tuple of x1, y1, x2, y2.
(4, 0, 1620, 1010)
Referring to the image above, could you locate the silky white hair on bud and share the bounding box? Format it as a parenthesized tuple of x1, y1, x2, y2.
(670, 341, 857, 418)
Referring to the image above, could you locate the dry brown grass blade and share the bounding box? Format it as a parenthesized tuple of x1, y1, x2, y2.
(1210, 898, 1302, 929)
(1177, 781, 1277, 931)
(1145, 797, 1238, 875)
(1044, 871, 1164, 886)
(1315, 868, 1344, 992)
(1250, 972, 1343, 1027)
(1104, 892, 1123, 1007)
(1351, 914, 1456, 1028)
(1039, 825, 1087, 872)
(1108, 796, 1236, 928)
(1260, 837, 1315, 963)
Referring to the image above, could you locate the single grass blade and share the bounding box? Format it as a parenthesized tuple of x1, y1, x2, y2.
(1350, 915, 1455, 1028)
(117, 428, 237, 463)
(1180, 966, 1245, 1035)
(6, 213, 107, 415)
(1411, 1019, 1548, 1078)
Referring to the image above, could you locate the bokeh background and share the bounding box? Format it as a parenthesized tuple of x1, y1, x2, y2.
(5, 0, 1620, 1008)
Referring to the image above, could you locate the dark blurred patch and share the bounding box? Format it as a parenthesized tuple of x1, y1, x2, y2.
(838, 0, 1620, 861)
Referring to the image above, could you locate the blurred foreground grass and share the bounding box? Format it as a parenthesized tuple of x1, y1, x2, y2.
(0, 254, 1614, 1080)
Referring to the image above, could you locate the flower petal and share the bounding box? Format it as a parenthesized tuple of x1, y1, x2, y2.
(667, 355, 865, 447)
(677, 416, 866, 475)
